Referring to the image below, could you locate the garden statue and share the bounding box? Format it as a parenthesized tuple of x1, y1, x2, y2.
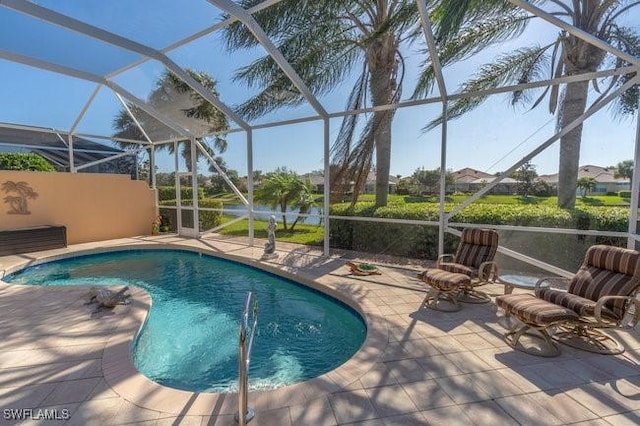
(262, 215, 278, 259)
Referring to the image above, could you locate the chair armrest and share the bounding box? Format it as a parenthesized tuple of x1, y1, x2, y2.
(436, 254, 454, 267)
(478, 261, 498, 282)
(535, 277, 571, 291)
(595, 295, 640, 326)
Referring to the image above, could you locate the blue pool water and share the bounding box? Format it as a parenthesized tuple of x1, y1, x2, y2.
(4, 250, 366, 393)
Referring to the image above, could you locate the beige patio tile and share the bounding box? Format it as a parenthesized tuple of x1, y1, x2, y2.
(383, 359, 429, 385)
(564, 379, 640, 418)
(420, 405, 474, 425)
(442, 351, 495, 374)
(365, 384, 419, 418)
(495, 393, 566, 425)
(381, 411, 428, 425)
(66, 396, 124, 426)
(434, 374, 492, 405)
(0, 383, 57, 409)
(358, 362, 398, 389)
(155, 414, 204, 426)
(401, 379, 456, 411)
(289, 396, 338, 426)
(463, 371, 524, 399)
(528, 391, 600, 424)
(328, 389, 378, 424)
(110, 400, 161, 424)
(414, 354, 464, 379)
(40, 377, 101, 406)
(602, 410, 640, 425)
(459, 400, 519, 426)
(251, 407, 292, 426)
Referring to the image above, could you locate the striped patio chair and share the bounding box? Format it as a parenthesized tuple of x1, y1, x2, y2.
(496, 244, 640, 356)
(437, 228, 499, 303)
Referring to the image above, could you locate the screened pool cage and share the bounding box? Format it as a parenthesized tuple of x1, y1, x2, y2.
(1, 0, 639, 277)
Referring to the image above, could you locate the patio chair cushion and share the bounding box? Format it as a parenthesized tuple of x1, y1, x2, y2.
(421, 269, 470, 291)
(495, 294, 579, 326)
(455, 228, 499, 269)
(567, 245, 640, 319)
(438, 262, 477, 278)
(535, 288, 618, 321)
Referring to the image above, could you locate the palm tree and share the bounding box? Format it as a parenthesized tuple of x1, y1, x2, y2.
(577, 176, 598, 197)
(613, 159, 634, 184)
(113, 70, 230, 173)
(290, 182, 318, 231)
(222, 2, 408, 206)
(255, 168, 309, 231)
(417, 0, 640, 209)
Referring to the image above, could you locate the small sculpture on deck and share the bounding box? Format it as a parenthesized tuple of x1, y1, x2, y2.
(262, 215, 278, 260)
(346, 261, 382, 276)
(84, 286, 131, 312)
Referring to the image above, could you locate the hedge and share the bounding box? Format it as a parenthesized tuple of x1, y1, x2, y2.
(158, 198, 222, 231)
(329, 202, 629, 259)
(0, 153, 55, 172)
(619, 190, 631, 199)
(157, 186, 204, 202)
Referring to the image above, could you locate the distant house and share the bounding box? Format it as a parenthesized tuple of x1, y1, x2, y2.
(469, 176, 519, 195)
(451, 168, 518, 194)
(451, 168, 494, 192)
(538, 165, 630, 195)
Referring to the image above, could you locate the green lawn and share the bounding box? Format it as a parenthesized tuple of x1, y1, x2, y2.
(216, 215, 324, 245)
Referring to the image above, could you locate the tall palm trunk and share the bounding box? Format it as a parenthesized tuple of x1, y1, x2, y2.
(368, 34, 398, 207)
(557, 79, 589, 209)
(557, 34, 605, 209)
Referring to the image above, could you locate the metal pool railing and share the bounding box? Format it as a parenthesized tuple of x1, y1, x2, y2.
(235, 292, 258, 425)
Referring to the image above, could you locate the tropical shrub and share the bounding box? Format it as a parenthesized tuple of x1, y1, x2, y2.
(0, 153, 55, 172)
(157, 186, 204, 202)
(329, 203, 629, 259)
(158, 198, 222, 230)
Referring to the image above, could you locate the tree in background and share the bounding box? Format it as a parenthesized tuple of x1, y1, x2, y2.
(0, 153, 55, 172)
(412, 168, 455, 195)
(577, 176, 597, 197)
(113, 70, 229, 173)
(614, 160, 634, 185)
(418, 0, 640, 209)
(511, 161, 538, 198)
(255, 168, 310, 231)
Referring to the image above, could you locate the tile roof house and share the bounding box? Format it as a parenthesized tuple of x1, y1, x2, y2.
(538, 165, 630, 195)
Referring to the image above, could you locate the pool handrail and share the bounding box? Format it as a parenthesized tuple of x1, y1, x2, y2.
(236, 291, 258, 425)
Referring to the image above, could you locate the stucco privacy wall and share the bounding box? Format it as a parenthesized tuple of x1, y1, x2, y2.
(0, 171, 156, 244)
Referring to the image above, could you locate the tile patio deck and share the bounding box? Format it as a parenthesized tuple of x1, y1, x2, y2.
(0, 235, 639, 425)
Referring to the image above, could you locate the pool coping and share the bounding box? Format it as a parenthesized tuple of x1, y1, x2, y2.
(0, 239, 388, 416)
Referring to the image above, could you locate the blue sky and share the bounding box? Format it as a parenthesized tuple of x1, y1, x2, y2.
(0, 2, 638, 178)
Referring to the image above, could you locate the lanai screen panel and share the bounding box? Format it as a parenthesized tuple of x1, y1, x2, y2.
(0, 7, 141, 76)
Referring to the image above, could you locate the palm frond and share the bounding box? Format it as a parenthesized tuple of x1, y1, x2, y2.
(432, 0, 522, 42)
(412, 10, 532, 99)
(425, 46, 553, 130)
(607, 25, 640, 117)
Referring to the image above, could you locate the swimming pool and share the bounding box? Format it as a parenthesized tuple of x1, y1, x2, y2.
(4, 249, 367, 393)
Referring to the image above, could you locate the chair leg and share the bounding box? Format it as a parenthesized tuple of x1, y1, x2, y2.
(552, 324, 624, 355)
(456, 283, 491, 304)
(504, 322, 561, 357)
(422, 288, 462, 312)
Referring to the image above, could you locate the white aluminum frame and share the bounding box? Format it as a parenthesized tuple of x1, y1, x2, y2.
(0, 0, 637, 274)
